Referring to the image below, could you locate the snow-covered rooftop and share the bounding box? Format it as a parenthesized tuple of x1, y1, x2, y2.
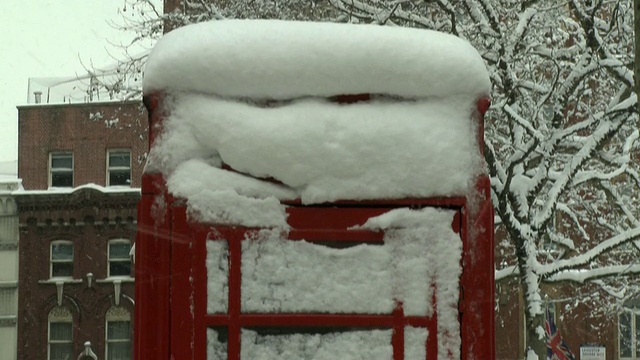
(143, 20, 490, 99)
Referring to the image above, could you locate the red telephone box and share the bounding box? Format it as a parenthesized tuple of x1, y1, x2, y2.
(135, 20, 494, 360)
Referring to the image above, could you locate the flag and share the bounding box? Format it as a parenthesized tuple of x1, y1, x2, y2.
(545, 308, 576, 360)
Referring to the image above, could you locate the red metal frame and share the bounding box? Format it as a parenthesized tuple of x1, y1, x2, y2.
(135, 93, 495, 360)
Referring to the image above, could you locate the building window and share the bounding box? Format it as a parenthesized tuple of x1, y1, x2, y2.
(108, 240, 132, 277)
(619, 311, 640, 359)
(48, 306, 73, 360)
(50, 153, 73, 188)
(106, 307, 131, 360)
(0, 286, 17, 317)
(51, 241, 73, 278)
(107, 150, 131, 186)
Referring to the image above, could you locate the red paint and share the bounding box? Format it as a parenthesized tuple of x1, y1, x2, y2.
(135, 93, 495, 359)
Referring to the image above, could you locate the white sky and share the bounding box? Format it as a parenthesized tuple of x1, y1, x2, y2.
(0, 0, 161, 166)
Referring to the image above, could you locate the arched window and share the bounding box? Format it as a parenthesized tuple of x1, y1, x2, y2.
(50, 241, 73, 278)
(108, 239, 132, 278)
(105, 307, 131, 360)
(48, 306, 73, 360)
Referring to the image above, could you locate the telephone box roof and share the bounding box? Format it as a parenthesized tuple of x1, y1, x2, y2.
(143, 20, 490, 99)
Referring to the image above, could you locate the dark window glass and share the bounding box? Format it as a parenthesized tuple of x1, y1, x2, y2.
(51, 243, 73, 278)
(107, 320, 131, 360)
(109, 170, 131, 186)
(51, 153, 73, 188)
(108, 151, 131, 186)
(49, 321, 73, 360)
(109, 241, 132, 277)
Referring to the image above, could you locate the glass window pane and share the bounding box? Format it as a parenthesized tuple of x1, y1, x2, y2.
(110, 243, 131, 259)
(50, 343, 73, 360)
(50, 322, 72, 341)
(109, 152, 130, 167)
(52, 263, 73, 277)
(52, 244, 73, 260)
(108, 321, 131, 339)
(636, 314, 640, 358)
(109, 170, 131, 186)
(620, 312, 633, 357)
(51, 172, 73, 187)
(51, 155, 72, 169)
(107, 342, 131, 360)
(110, 262, 131, 277)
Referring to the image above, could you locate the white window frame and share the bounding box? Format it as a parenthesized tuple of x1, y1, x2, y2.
(619, 310, 640, 359)
(108, 239, 132, 278)
(48, 306, 73, 360)
(105, 307, 131, 360)
(50, 241, 74, 279)
(106, 149, 131, 187)
(49, 152, 73, 188)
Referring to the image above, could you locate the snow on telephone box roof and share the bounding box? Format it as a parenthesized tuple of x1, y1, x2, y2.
(143, 20, 491, 99)
(143, 20, 491, 227)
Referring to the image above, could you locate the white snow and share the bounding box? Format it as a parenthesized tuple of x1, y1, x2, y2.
(206, 208, 462, 357)
(144, 20, 490, 99)
(405, 327, 428, 360)
(240, 329, 393, 360)
(144, 20, 490, 226)
(148, 93, 483, 225)
(144, 19, 489, 359)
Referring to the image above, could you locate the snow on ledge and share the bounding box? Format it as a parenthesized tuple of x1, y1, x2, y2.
(143, 20, 491, 99)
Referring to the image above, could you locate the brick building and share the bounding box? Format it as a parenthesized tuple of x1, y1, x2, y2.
(15, 101, 147, 360)
(0, 174, 19, 360)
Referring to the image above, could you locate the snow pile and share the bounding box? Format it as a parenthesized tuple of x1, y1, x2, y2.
(144, 20, 489, 226)
(240, 329, 393, 360)
(144, 20, 490, 99)
(206, 208, 462, 357)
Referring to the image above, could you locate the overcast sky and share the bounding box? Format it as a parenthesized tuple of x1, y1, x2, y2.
(0, 0, 161, 168)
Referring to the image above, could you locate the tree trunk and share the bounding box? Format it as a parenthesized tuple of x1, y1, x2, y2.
(635, 0, 640, 115)
(525, 310, 546, 359)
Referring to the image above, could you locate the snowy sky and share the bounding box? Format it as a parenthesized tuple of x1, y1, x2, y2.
(0, 0, 161, 168)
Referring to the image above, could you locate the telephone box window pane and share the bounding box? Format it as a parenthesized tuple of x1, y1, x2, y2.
(207, 329, 228, 360)
(240, 329, 392, 359)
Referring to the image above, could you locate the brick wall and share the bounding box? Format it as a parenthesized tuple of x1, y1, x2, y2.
(17, 101, 148, 190)
(15, 189, 138, 360)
